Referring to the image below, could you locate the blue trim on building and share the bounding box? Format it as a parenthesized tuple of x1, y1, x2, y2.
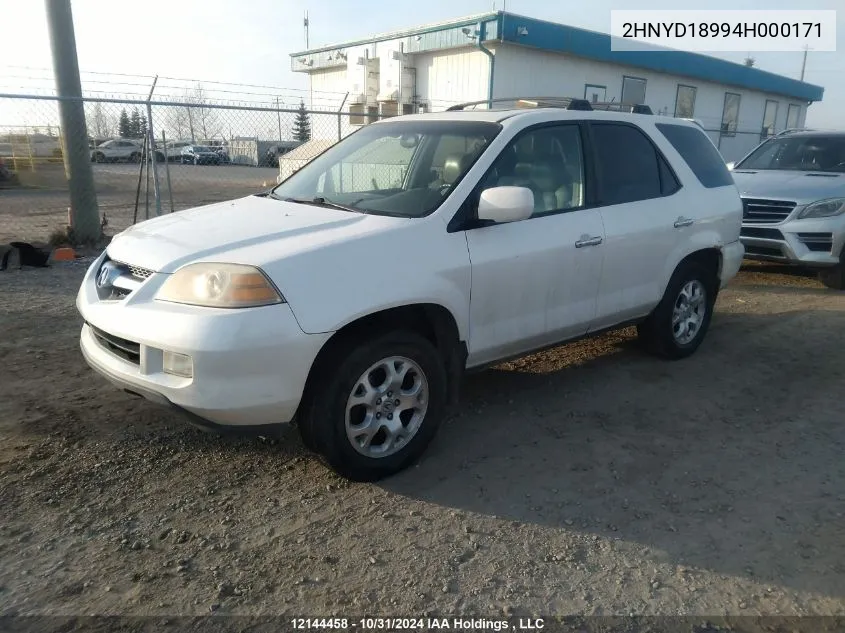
(289, 11, 824, 103)
(494, 13, 823, 102)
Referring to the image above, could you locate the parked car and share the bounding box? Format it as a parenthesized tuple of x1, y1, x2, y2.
(76, 98, 743, 481)
(164, 140, 192, 161)
(728, 130, 845, 289)
(91, 138, 165, 163)
(261, 143, 293, 167)
(214, 146, 230, 164)
(180, 145, 220, 165)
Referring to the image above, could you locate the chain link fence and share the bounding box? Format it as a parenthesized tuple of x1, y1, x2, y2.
(0, 94, 389, 245)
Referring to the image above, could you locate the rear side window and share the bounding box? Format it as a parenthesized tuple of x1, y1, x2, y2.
(655, 123, 734, 188)
(591, 123, 663, 205)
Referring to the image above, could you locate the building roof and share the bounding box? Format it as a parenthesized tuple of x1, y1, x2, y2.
(290, 11, 824, 103)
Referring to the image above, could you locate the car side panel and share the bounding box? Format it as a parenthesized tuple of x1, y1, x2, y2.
(257, 217, 473, 343)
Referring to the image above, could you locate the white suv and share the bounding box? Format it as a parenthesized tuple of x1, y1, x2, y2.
(76, 98, 744, 481)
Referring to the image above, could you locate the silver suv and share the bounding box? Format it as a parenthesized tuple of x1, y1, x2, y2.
(729, 131, 845, 289)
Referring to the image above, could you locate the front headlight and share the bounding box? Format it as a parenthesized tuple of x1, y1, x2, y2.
(798, 198, 845, 219)
(156, 263, 284, 308)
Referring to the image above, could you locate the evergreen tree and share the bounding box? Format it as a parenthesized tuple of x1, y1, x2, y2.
(118, 109, 131, 138)
(139, 114, 148, 139)
(129, 109, 142, 139)
(292, 100, 311, 143)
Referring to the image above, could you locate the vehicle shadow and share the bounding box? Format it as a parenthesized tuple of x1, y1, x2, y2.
(383, 309, 845, 599)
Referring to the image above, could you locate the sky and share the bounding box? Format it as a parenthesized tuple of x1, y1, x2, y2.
(0, 0, 842, 127)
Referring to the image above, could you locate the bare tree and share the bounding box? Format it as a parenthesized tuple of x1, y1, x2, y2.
(86, 102, 115, 139)
(164, 103, 191, 141)
(188, 83, 221, 141)
(164, 83, 222, 142)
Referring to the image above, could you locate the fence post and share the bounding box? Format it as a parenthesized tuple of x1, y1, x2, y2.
(161, 130, 174, 213)
(145, 77, 163, 216)
(336, 92, 349, 142)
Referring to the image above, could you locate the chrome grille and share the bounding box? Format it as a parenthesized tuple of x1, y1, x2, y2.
(125, 263, 155, 280)
(741, 198, 797, 224)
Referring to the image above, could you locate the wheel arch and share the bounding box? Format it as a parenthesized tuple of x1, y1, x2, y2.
(663, 239, 724, 299)
(298, 303, 467, 420)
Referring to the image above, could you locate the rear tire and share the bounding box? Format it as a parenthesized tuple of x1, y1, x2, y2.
(300, 331, 447, 482)
(638, 260, 717, 360)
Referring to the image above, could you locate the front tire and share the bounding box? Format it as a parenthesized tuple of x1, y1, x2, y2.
(301, 331, 447, 481)
(638, 261, 716, 360)
(818, 249, 845, 290)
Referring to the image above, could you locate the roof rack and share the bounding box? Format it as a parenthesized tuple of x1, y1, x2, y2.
(590, 102, 653, 115)
(446, 96, 593, 111)
(775, 127, 816, 137)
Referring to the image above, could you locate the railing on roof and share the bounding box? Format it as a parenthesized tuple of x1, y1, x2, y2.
(445, 96, 594, 111)
(775, 128, 816, 137)
(589, 102, 653, 115)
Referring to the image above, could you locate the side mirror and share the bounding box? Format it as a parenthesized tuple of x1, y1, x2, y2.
(725, 162, 735, 171)
(477, 186, 534, 224)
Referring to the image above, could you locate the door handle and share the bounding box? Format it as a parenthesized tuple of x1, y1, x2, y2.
(674, 217, 694, 228)
(575, 236, 603, 248)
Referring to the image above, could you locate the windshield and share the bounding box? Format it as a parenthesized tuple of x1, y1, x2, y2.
(736, 135, 845, 172)
(194, 146, 213, 152)
(271, 120, 501, 218)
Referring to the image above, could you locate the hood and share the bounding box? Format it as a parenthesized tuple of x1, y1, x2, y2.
(106, 195, 399, 273)
(731, 169, 845, 203)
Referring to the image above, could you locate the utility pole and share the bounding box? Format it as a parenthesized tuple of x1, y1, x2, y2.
(304, 11, 313, 108)
(800, 44, 810, 81)
(45, 0, 100, 242)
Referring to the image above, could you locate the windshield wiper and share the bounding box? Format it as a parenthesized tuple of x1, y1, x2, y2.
(283, 196, 362, 213)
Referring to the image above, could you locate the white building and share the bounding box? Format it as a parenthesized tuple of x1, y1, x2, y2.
(290, 11, 824, 162)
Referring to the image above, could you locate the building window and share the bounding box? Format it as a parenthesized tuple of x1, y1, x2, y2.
(584, 84, 607, 103)
(761, 99, 779, 140)
(674, 84, 697, 118)
(621, 76, 647, 105)
(786, 103, 801, 129)
(721, 92, 741, 137)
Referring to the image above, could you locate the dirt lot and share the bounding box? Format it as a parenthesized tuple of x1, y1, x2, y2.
(0, 163, 279, 244)
(1, 261, 845, 620)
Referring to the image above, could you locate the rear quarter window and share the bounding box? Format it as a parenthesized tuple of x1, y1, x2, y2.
(655, 123, 734, 188)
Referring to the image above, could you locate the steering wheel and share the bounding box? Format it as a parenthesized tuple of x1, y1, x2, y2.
(437, 183, 452, 196)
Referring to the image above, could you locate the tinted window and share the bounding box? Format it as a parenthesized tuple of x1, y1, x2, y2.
(658, 154, 681, 195)
(591, 123, 661, 205)
(477, 124, 585, 216)
(656, 123, 733, 188)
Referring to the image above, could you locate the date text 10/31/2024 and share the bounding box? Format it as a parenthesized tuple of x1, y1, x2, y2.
(291, 618, 547, 630)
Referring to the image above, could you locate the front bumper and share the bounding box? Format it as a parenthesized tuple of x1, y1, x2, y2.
(76, 254, 332, 427)
(740, 216, 845, 267)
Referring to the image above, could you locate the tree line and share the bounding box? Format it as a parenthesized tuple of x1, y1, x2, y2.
(118, 108, 148, 139)
(85, 83, 314, 143)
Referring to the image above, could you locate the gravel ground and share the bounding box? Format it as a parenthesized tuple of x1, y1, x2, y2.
(1, 163, 279, 243)
(1, 261, 845, 619)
